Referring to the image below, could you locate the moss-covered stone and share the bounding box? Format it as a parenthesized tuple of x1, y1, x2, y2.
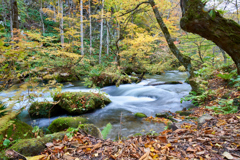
(175, 111, 192, 116)
(134, 112, 147, 118)
(0, 120, 33, 145)
(87, 71, 140, 88)
(53, 92, 111, 115)
(28, 101, 65, 118)
(48, 116, 87, 133)
(78, 124, 103, 139)
(178, 66, 186, 72)
(55, 74, 78, 83)
(7, 132, 66, 156)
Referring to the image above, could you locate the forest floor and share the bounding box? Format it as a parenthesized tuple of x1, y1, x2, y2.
(6, 74, 240, 160)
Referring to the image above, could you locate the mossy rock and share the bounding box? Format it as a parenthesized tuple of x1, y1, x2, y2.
(78, 124, 103, 139)
(1, 120, 33, 141)
(48, 116, 87, 133)
(55, 74, 78, 83)
(88, 71, 140, 88)
(28, 101, 65, 118)
(175, 111, 192, 116)
(6, 132, 66, 156)
(134, 112, 147, 118)
(0, 101, 7, 118)
(178, 66, 186, 72)
(53, 92, 111, 115)
(42, 74, 54, 81)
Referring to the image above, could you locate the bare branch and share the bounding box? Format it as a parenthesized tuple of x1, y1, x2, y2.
(119, 1, 149, 17)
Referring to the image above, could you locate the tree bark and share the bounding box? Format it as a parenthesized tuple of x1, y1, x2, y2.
(10, 0, 18, 29)
(99, 0, 104, 64)
(60, 0, 64, 47)
(180, 0, 240, 74)
(89, 0, 92, 55)
(80, 0, 84, 55)
(2, 0, 6, 26)
(106, 19, 109, 55)
(40, 0, 45, 34)
(149, 0, 200, 94)
(220, 48, 227, 63)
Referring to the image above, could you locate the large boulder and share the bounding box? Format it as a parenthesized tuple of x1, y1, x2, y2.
(53, 92, 111, 115)
(6, 132, 66, 156)
(48, 116, 87, 133)
(0, 120, 33, 141)
(87, 71, 139, 88)
(28, 101, 65, 118)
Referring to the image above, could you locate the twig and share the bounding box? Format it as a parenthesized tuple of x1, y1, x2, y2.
(118, 112, 122, 140)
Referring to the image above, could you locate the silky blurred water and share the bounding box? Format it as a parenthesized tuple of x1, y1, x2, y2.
(3, 71, 193, 139)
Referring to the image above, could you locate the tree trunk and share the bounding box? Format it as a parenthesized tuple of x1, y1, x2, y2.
(10, 0, 18, 29)
(89, 0, 92, 55)
(60, 0, 64, 47)
(99, 0, 104, 64)
(106, 19, 109, 55)
(180, 0, 240, 74)
(53, 0, 56, 22)
(80, 0, 84, 55)
(40, 0, 45, 34)
(9, 2, 13, 38)
(2, 0, 6, 26)
(220, 48, 227, 63)
(149, 0, 200, 94)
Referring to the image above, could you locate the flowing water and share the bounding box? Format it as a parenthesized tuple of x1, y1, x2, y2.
(2, 71, 193, 139)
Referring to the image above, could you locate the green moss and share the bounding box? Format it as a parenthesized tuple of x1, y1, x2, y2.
(133, 133, 142, 137)
(175, 111, 192, 116)
(55, 74, 78, 83)
(178, 66, 186, 72)
(53, 92, 111, 115)
(134, 112, 147, 118)
(3, 120, 33, 140)
(78, 124, 103, 139)
(7, 132, 66, 156)
(48, 116, 87, 133)
(29, 101, 64, 118)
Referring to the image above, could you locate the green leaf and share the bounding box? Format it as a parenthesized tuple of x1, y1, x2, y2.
(3, 139, 10, 147)
(209, 10, 216, 18)
(101, 123, 112, 139)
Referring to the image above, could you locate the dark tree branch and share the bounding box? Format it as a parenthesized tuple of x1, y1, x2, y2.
(119, 1, 149, 17)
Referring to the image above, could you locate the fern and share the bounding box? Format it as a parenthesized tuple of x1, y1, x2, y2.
(101, 123, 112, 139)
(217, 73, 233, 81)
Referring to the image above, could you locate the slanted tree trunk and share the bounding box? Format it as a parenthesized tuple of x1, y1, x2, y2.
(89, 0, 92, 55)
(149, 0, 200, 94)
(180, 0, 240, 74)
(99, 0, 104, 64)
(40, 0, 45, 34)
(60, 0, 64, 47)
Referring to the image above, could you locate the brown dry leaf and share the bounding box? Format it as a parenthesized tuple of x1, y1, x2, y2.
(186, 147, 197, 152)
(222, 152, 234, 159)
(217, 119, 227, 127)
(157, 136, 168, 143)
(139, 148, 150, 160)
(174, 129, 187, 134)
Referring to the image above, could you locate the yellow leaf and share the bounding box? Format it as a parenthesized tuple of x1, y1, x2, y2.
(27, 155, 46, 160)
